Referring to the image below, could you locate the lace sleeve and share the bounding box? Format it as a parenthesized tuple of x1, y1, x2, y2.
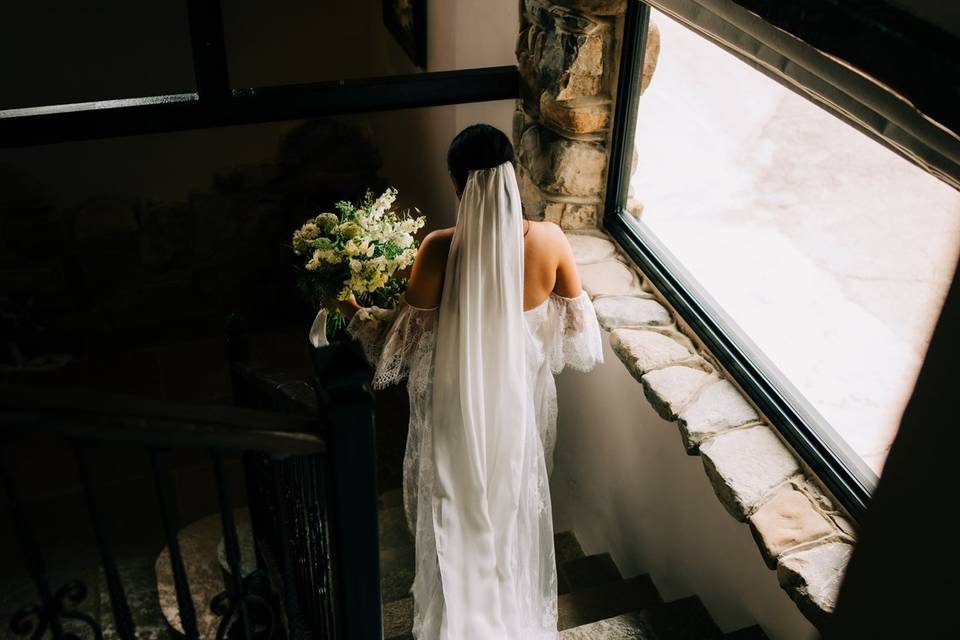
(345, 305, 398, 366)
(548, 291, 604, 374)
(346, 298, 438, 389)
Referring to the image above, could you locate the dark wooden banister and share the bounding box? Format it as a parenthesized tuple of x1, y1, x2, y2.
(0, 384, 327, 454)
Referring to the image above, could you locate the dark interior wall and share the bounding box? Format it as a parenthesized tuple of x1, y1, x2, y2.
(0, 1, 195, 109)
(886, 0, 960, 37)
(0, 0, 423, 203)
(0, 0, 513, 220)
(0, 1, 521, 394)
(827, 263, 960, 638)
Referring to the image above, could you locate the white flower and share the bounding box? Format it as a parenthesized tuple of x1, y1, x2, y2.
(315, 213, 339, 234)
(300, 222, 320, 239)
(294, 187, 426, 307)
(316, 249, 341, 264)
(338, 222, 363, 239)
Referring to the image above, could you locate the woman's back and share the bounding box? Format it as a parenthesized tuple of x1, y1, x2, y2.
(404, 219, 583, 311)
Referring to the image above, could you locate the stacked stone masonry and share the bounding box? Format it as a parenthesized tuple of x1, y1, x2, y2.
(515, 0, 660, 231)
(566, 229, 856, 630)
(516, 0, 621, 229)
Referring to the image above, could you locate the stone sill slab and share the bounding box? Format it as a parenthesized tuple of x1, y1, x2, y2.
(567, 228, 856, 629)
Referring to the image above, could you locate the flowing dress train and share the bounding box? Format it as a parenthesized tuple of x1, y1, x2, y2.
(346, 163, 603, 639)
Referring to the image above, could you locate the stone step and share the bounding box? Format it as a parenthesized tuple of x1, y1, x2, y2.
(383, 596, 415, 640)
(558, 595, 730, 640)
(560, 612, 655, 639)
(380, 543, 416, 604)
(640, 596, 723, 640)
(98, 556, 171, 640)
(558, 575, 660, 631)
(379, 505, 414, 551)
(559, 552, 622, 595)
(156, 510, 255, 638)
(725, 625, 769, 639)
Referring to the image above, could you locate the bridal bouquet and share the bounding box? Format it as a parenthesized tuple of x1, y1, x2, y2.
(292, 187, 425, 343)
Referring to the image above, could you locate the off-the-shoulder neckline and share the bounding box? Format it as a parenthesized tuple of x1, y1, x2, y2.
(400, 290, 585, 314)
(526, 290, 585, 313)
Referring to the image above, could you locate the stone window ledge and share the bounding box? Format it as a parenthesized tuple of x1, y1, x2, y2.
(567, 228, 856, 628)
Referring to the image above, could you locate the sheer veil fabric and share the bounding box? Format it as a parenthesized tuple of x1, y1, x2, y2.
(345, 158, 606, 639)
(430, 161, 548, 639)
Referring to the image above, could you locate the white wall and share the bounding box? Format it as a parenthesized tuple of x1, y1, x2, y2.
(551, 335, 819, 640)
(372, 0, 519, 230)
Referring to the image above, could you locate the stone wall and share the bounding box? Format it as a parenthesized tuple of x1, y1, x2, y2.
(514, 0, 856, 631)
(515, 0, 620, 228)
(515, 0, 658, 227)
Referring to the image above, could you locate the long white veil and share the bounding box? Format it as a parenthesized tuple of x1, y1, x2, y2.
(430, 160, 529, 638)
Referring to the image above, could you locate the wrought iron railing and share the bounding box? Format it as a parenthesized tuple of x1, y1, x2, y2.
(0, 329, 381, 639)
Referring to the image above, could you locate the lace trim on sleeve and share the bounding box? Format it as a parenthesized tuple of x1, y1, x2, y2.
(346, 305, 399, 366)
(548, 290, 604, 374)
(346, 298, 438, 390)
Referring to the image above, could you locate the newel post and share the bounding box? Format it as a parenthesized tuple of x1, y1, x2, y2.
(312, 342, 382, 639)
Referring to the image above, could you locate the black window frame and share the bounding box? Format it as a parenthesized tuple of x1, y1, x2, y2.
(0, 0, 519, 148)
(604, 0, 883, 522)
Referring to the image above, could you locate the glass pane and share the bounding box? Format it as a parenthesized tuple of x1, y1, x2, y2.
(628, 10, 960, 476)
(0, 1, 195, 109)
(222, 0, 518, 88)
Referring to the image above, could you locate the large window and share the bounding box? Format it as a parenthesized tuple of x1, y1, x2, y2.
(606, 2, 960, 519)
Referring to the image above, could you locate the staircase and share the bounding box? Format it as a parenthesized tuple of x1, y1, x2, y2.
(376, 488, 767, 640)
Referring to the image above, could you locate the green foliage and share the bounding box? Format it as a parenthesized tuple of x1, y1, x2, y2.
(292, 187, 425, 337)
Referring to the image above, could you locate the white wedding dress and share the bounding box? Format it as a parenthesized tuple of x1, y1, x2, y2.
(345, 162, 603, 639)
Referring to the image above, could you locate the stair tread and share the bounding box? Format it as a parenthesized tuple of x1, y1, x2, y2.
(101, 556, 170, 640)
(380, 543, 415, 603)
(560, 612, 655, 639)
(640, 596, 723, 640)
(558, 575, 660, 631)
(560, 552, 622, 594)
(725, 625, 769, 639)
(379, 505, 414, 551)
(559, 597, 733, 640)
(384, 596, 414, 640)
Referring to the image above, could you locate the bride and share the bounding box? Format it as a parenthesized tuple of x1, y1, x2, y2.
(332, 124, 603, 639)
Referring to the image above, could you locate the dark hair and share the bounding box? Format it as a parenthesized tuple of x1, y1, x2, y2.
(447, 124, 515, 191)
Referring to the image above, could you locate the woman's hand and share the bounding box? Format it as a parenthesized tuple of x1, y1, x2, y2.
(322, 291, 361, 320)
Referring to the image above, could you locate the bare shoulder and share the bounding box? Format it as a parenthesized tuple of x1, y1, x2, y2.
(529, 219, 572, 251)
(529, 218, 563, 237)
(423, 226, 456, 244)
(418, 227, 455, 265)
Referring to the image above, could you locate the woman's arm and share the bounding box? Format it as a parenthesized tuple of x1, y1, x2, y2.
(333, 294, 361, 320)
(403, 228, 454, 309)
(550, 224, 583, 298)
(327, 227, 452, 319)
